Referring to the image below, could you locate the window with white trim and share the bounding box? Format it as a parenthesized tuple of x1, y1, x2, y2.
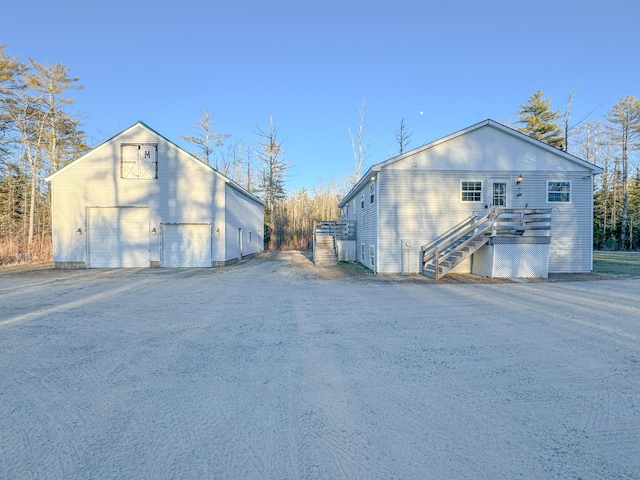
(369, 245, 375, 267)
(121, 144, 158, 179)
(361, 243, 365, 262)
(461, 181, 482, 202)
(361, 192, 365, 208)
(248, 232, 252, 243)
(370, 182, 375, 204)
(547, 181, 571, 203)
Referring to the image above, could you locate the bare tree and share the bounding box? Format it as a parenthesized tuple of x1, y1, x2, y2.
(395, 117, 413, 155)
(255, 116, 290, 248)
(607, 95, 640, 249)
(348, 99, 375, 183)
(26, 59, 85, 172)
(181, 107, 230, 167)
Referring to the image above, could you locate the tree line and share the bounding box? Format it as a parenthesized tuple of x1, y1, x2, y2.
(514, 90, 640, 250)
(0, 46, 87, 263)
(1, 43, 638, 265)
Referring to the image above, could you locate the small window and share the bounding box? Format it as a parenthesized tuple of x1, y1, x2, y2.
(370, 182, 375, 204)
(461, 181, 482, 202)
(248, 232, 252, 243)
(361, 243, 365, 262)
(369, 245, 375, 267)
(548, 181, 571, 203)
(121, 144, 158, 179)
(361, 192, 365, 209)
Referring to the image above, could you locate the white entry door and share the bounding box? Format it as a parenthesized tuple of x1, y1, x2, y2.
(162, 224, 212, 267)
(88, 207, 149, 267)
(490, 180, 509, 208)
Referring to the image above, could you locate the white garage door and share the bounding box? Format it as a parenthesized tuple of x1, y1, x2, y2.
(162, 224, 212, 267)
(88, 207, 149, 267)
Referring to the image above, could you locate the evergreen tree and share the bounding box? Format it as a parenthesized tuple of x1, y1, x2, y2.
(515, 90, 564, 149)
(606, 95, 640, 249)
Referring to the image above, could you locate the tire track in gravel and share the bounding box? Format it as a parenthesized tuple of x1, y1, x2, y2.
(291, 282, 386, 479)
(0, 276, 158, 328)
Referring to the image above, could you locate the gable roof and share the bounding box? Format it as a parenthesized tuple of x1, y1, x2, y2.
(339, 119, 604, 208)
(46, 121, 264, 206)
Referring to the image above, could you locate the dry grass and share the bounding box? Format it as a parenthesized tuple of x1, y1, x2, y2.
(0, 236, 52, 267)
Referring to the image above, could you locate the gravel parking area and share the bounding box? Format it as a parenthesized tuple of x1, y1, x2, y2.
(1, 251, 639, 479)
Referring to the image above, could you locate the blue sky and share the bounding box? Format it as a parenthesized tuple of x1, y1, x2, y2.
(4, 0, 638, 191)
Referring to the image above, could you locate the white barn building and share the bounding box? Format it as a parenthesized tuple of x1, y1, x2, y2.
(337, 119, 603, 277)
(46, 121, 264, 268)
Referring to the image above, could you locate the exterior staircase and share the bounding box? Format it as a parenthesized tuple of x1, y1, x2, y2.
(421, 212, 492, 279)
(421, 209, 552, 279)
(314, 235, 338, 266)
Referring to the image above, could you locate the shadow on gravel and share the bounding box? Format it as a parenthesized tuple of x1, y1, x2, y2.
(2, 250, 637, 284)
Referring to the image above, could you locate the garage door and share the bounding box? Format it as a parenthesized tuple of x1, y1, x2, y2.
(88, 207, 149, 267)
(162, 224, 212, 267)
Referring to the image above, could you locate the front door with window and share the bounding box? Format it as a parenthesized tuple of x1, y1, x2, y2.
(491, 180, 509, 208)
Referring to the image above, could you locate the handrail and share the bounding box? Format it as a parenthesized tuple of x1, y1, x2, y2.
(421, 212, 481, 252)
(421, 208, 552, 279)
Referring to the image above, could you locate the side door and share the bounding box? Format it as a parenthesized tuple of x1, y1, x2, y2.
(490, 179, 510, 209)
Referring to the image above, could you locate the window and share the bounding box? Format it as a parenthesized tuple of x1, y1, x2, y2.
(121, 144, 158, 179)
(492, 182, 507, 207)
(369, 245, 375, 267)
(361, 243, 365, 262)
(248, 232, 252, 243)
(370, 182, 375, 204)
(361, 192, 365, 208)
(548, 181, 571, 202)
(461, 181, 482, 202)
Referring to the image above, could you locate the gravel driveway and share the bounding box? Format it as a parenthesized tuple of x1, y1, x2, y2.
(1, 251, 639, 479)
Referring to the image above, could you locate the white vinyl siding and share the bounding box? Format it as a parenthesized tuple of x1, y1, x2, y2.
(353, 180, 378, 271)
(225, 183, 263, 261)
(48, 123, 264, 268)
(334, 121, 599, 275)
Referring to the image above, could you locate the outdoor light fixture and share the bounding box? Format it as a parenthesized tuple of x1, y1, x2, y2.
(215, 228, 220, 236)
(516, 174, 523, 184)
(371, 175, 376, 181)
(151, 228, 157, 235)
(76, 228, 82, 235)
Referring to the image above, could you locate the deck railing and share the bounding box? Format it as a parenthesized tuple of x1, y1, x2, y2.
(421, 208, 552, 279)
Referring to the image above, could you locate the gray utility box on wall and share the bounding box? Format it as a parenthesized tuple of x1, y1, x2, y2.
(472, 236, 551, 279)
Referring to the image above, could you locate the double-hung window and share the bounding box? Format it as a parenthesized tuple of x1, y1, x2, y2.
(547, 181, 571, 203)
(370, 182, 375, 204)
(461, 181, 482, 202)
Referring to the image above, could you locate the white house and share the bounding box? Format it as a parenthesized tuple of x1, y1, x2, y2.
(46, 121, 264, 268)
(337, 119, 603, 277)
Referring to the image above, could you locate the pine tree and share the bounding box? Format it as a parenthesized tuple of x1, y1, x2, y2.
(606, 95, 640, 249)
(515, 90, 564, 149)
